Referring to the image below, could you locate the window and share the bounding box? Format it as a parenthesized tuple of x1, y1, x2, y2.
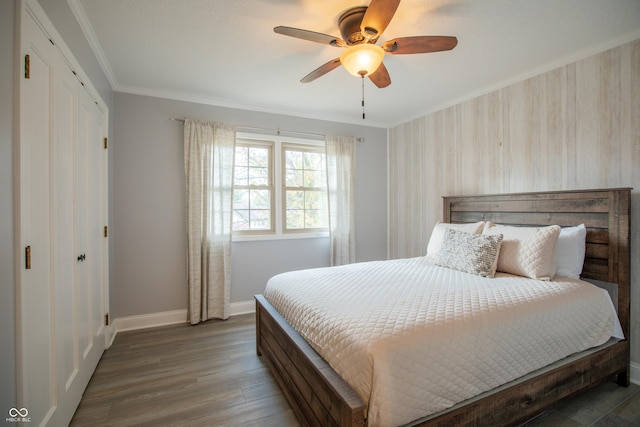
(283, 144, 328, 232)
(232, 134, 328, 238)
(232, 140, 274, 232)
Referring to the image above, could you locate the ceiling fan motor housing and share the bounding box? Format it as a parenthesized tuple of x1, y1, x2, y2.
(338, 7, 371, 45)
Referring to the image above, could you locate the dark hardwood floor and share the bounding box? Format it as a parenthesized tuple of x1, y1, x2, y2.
(71, 313, 640, 427)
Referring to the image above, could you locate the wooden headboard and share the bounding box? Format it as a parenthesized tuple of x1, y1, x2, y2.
(443, 188, 631, 338)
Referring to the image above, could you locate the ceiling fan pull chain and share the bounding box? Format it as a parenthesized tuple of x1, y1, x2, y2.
(361, 73, 366, 120)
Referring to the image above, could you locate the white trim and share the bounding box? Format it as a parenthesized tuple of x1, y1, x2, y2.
(110, 300, 257, 340)
(112, 309, 187, 334)
(230, 300, 256, 316)
(66, 0, 118, 89)
(630, 361, 640, 386)
(232, 232, 330, 243)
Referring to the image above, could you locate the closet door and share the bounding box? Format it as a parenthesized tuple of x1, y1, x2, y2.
(75, 86, 106, 382)
(18, 2, 108, 425)
(51, 36, 81, 425)
(19, 8, 56, 424)
(89, 98, 109, 346)
(75, 83, 92, 365)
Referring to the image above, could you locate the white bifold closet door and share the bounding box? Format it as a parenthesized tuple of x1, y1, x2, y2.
(18, 1, 109, 425)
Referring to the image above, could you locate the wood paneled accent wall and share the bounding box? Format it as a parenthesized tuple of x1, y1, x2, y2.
(388, 39, 640, 359)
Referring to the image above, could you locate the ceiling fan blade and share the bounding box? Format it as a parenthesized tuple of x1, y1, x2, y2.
(361, 0, 401, 40)
(274, 26, 346, 47)
(368, 62, 391, 88)
(383, 36, 458, 54)
(301, 58, 342, 83)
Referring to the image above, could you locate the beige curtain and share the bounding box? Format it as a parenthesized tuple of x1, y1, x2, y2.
(325, 136, 356, 265)
(184, 119, 235, 324)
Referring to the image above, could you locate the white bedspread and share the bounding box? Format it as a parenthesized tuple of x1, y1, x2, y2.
(264, 257, 617, 427)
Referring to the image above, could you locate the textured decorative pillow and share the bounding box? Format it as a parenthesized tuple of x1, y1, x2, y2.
(554, 224, 587, 279)
(434, 228, 503, 277)
(426, 221, 485, 260)
(483, 223, 561, 280)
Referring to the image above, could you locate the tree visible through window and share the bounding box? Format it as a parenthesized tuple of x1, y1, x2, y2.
(283, 144, 328, 232)
(232, 141, 273, 232)
(231, 136, 328, 236)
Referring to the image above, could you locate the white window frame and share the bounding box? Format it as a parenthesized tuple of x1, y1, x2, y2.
(232, 138, 275, 235)
(232, 132, 329, 242)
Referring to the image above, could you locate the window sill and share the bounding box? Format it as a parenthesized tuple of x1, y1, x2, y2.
(232, 231, 330, 243)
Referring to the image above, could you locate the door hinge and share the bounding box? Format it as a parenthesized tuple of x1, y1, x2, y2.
(104, 226, 108, 237)
(105, 313, 110, 326)
(25, 246, 31, 269)
(24, 55, 30, 79)
(103, 137, 108, 149)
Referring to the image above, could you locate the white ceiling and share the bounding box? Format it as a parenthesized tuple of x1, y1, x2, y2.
(71, 0, 640, 127)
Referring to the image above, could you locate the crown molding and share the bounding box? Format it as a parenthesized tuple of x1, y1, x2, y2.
(67, 0, 118, 89)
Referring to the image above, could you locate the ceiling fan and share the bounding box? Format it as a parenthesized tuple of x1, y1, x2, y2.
(274, 0, 458, 88)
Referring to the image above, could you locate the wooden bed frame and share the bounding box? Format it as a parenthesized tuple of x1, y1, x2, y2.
(255, 188, 631, 427)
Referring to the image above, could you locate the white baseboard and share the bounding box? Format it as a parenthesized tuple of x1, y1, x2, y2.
(230, 299, 256, 315)
(113, 309, 188, 334)
(109, 300, 256, 345)
(630, 362, 640, 385)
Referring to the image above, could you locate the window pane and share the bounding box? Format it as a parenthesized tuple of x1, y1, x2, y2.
(283, 146, 328, 232)
(286, 169, 303, 187)
(233, 189, 249, 209)
(286, 150, 303, 170)
(232, 210, 250, 230)
(304, 170, 323, 187)
(250, 209, 270, 230)
(304, 152, 323, 170)
(248, 166, 269, 186)
(286, 190, 304, 209)
(234, 166, 248, 186)
(286, 209, 304, 229)
(250, 189, 270, 210)
(232, 142, 273, 233)
(304, 190, 323, 210)
(249, 147, 269, 167)
(305, 209, 327, 228)
(235, 146, 248, 166)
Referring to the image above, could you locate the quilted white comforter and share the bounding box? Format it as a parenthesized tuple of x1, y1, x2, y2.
(263, 257, 617, 427)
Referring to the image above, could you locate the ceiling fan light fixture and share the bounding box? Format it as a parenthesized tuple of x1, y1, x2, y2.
(339, 43, 385, 77)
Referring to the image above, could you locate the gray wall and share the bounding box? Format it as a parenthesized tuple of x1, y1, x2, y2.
(111, 92, 388, 318)
(1, 0, 17, 412)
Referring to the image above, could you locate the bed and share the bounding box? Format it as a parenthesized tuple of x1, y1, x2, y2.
(255, 188, 631, 427)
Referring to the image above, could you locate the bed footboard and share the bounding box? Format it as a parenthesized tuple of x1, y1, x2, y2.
(416, 339, 629, 426)
(255, 294, 366, 427)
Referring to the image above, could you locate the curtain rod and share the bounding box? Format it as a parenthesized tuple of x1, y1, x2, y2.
(169, 118, 365, 143)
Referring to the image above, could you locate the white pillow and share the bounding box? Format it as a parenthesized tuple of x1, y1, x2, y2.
(426, 221, 485, 260)
(434, 228, 503, 277)
(554, 224, 587, 279)
(483, 223, 561, 280)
